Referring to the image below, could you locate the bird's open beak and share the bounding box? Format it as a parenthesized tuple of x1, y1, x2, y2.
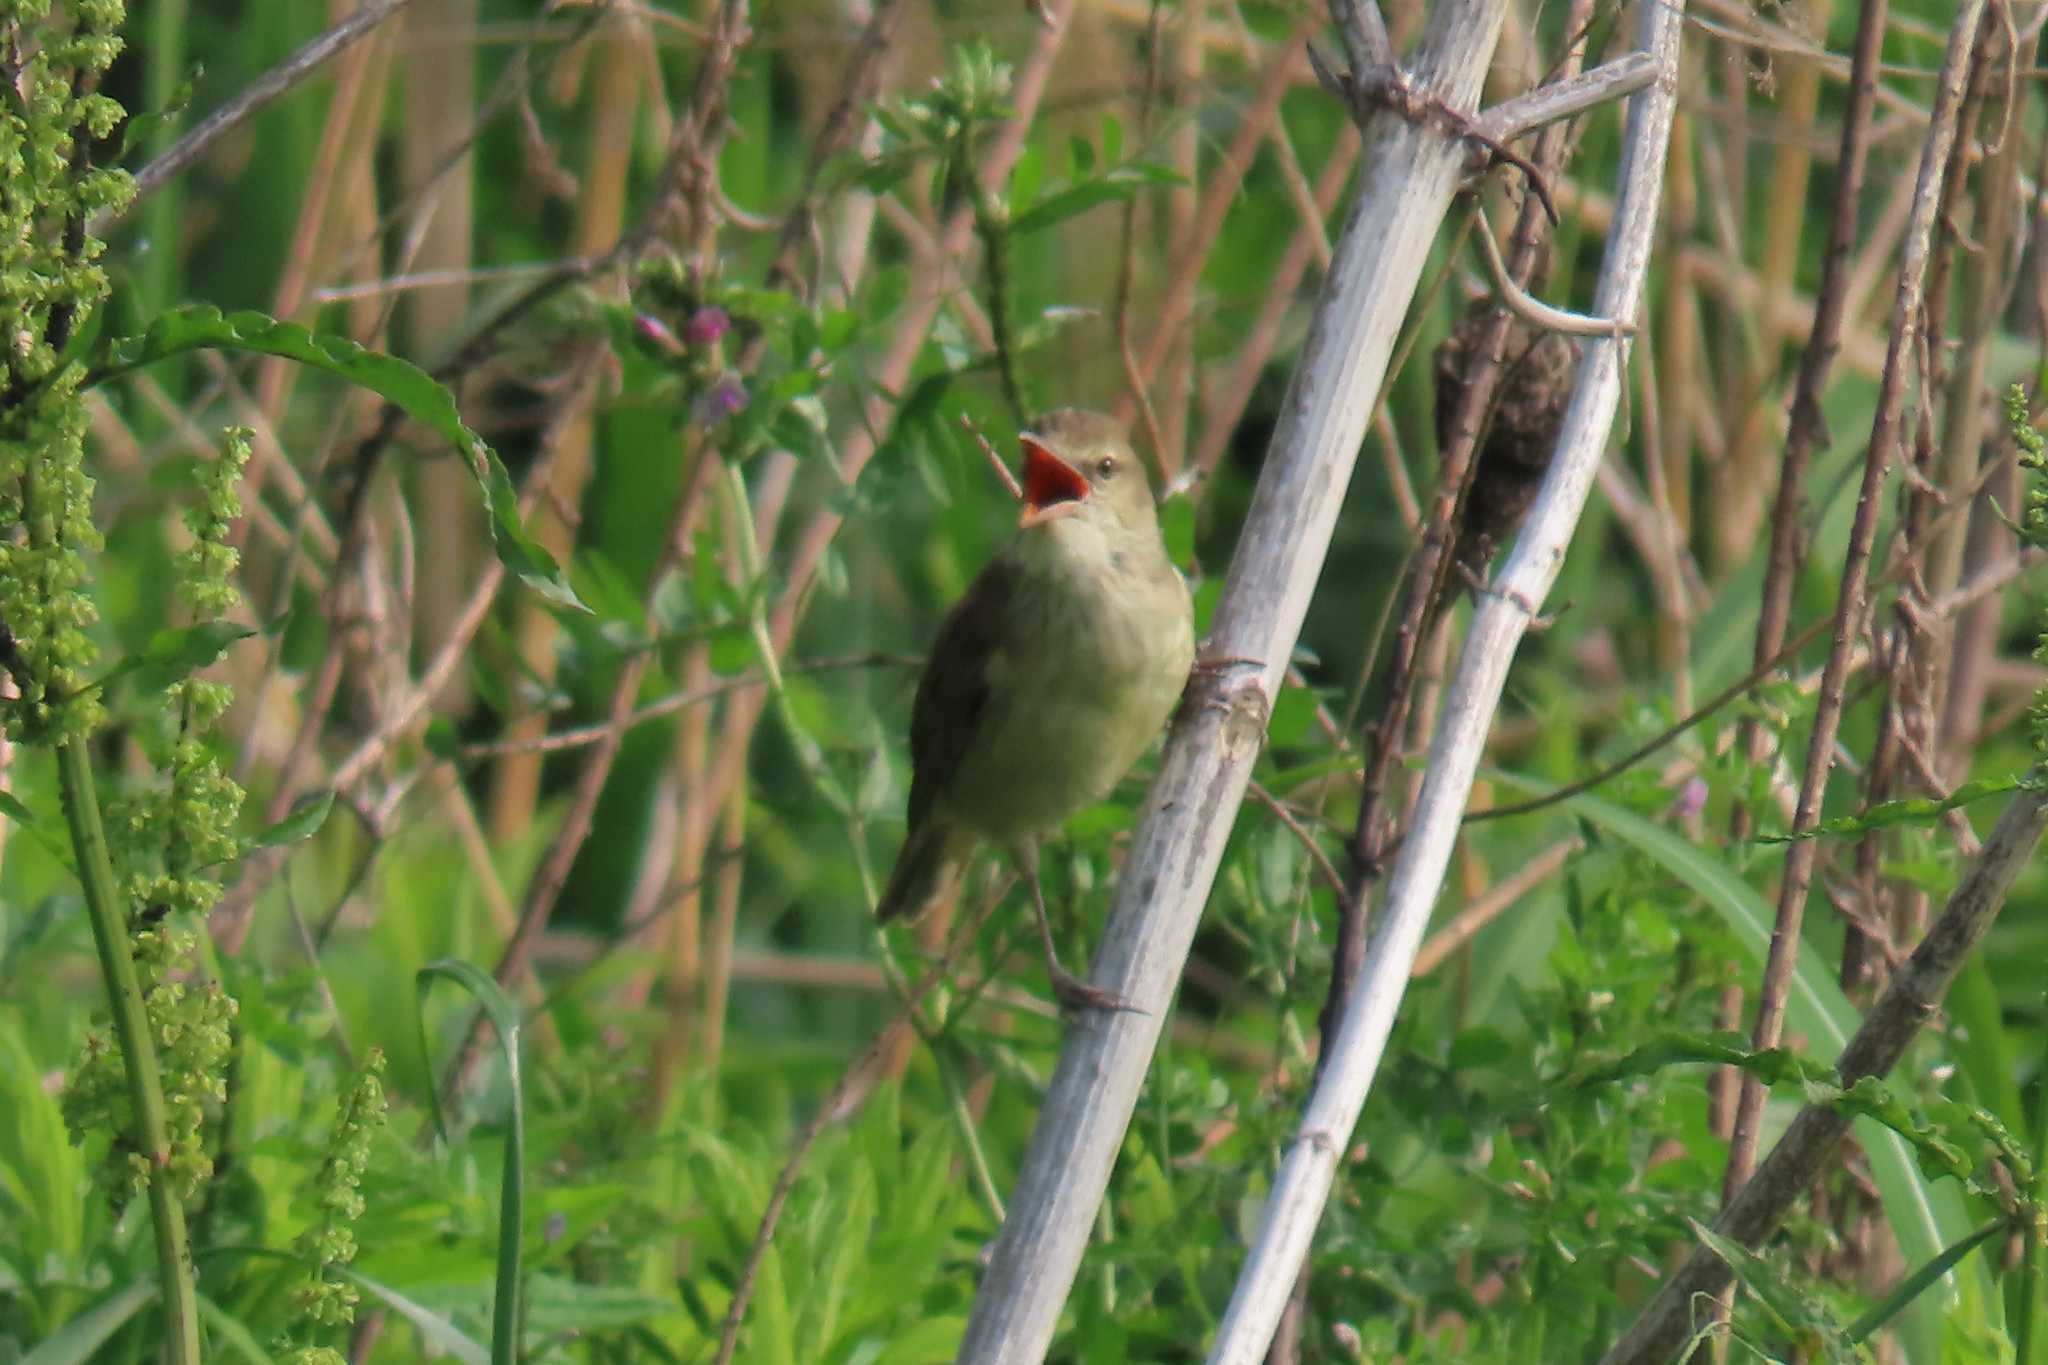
(1017, 433, 1089, 529)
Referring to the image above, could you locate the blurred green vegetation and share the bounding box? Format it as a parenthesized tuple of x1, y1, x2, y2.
(1, 0, 2045, 1361)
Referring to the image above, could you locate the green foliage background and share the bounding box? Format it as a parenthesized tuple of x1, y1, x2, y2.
(0, 1, 2044, 1362)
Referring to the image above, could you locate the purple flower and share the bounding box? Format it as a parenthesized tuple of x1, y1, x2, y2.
(693, 373, 748, 427)
(634, 313, 684, 354)
(1669, 776, 1708, 821)
(685, 305, 732, 348)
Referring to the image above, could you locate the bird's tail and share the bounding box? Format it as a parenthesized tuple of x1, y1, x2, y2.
(876, 820, 972, 923)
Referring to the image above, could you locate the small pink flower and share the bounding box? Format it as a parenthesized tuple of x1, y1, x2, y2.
(635, 313, 685, 354)
(1670, 776, 1708, 821)
(686, 305, 732, 347)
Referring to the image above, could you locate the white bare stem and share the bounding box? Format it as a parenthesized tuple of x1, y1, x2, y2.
(1204, 0, 1686, 1358)
(950, 0, 1521, 1360)
(1476, 49, 1659, 145)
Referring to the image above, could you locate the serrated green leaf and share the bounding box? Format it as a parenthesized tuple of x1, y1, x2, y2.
(1690, 1220, 1865, 1363)
(88, 304, 586, 612)
(1758, 775, 2035, 842)
(1496, 775, 1985, 1354)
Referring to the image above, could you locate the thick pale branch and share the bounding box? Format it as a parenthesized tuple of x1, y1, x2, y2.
(952, 1, 1516, 1359)
(1206, 0, 1685, 1356)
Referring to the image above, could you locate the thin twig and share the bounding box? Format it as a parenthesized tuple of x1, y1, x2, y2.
(1722, 0, 1988, 1202)
(110, 0, 414, 222)
(1410, 836, 1579, 976)
(454, 653, 917, 758)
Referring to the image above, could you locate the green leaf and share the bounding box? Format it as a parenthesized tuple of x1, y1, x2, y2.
(0, 789, 35, 825)
(1007, 164, 1184, 236)
(1158, 494, 1195, 567)
(1846, 1219, 2006, 1343)
(1690, 1221, 1863, 1363)
(521, 1275, 681, 1335)
(95, 620, 256, 693)
(193, 1293, 274, 1364)
(1758, 775, 2036, 842)
(425, 716, 463, 761)
(1007, 142, 1043, 217)
(416, 958, 526, 1365)
(250, 790, 334, 848)
(20, 1282, 157, 1363)
(1496, 775, 1987, 1356)
(1068, 131, 1096, 179)
(148, 620, 255, 667)
(88, 305, 586, 613)
(338, 1268, 491, 1365)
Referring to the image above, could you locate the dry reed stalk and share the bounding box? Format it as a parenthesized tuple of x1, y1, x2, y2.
(1155, 3, 1206, 474)
(1656, 79, 1699, 553)
(1121, 19, 1314, 410)
(402, 0, 486, 722)
(487, 11, 649, 843)
(1713, 0, 1830, 571)
(1190, 129, 1361, 478)
(1928, 22, 2026, 782)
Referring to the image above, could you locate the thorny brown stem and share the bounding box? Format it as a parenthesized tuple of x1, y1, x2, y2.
(1833, 12, 2003, 997)
(1337, 6, 1588, 1024)
(1733, 0, 1892, 839)
(1721, 0, 1987, 1207)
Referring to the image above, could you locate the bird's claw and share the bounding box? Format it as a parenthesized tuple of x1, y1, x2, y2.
(1177, 655, 1267, 725)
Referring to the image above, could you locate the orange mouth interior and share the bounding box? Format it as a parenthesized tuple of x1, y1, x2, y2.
(1019, 434, 1088, 528)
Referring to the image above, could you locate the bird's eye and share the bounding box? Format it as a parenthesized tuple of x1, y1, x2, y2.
(1097, 456, 1116, 479)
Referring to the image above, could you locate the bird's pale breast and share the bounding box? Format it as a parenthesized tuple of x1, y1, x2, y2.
(938, 525, 1193, 844)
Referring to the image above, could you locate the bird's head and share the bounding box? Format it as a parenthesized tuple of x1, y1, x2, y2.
(1015, 409, 1159, 540)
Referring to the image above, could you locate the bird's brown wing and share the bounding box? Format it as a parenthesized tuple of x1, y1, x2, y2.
(906, 557, 1015, 833)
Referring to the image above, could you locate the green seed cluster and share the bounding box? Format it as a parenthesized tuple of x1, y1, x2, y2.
(0, 0, 132, 743)
(281, 1050, 390, 1354)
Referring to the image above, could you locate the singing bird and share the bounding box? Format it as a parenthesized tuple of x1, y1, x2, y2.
(876, 410, 1195, 1011)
